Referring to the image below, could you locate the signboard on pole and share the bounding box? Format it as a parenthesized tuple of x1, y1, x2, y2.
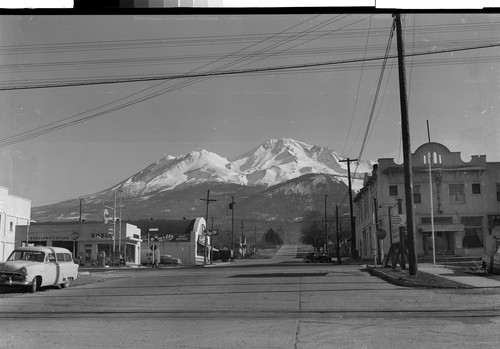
(390, 207, 401, 243)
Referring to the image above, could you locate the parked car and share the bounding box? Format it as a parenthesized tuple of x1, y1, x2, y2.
(302, 252, 332, 263)
(159, 255, 182, 266)
(316, 253, 333, 263)
(213, 249, 232, 262)
(0, 246, 79, 293)
(303, 252, 319, 263)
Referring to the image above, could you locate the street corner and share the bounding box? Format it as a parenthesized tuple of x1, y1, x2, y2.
(366, 265, 473, 289)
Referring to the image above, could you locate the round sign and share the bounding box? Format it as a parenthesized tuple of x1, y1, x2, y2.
(376, 229, 387, 239)
(71, 232, 79, 240)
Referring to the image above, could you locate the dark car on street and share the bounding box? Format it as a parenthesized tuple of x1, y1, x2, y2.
(302, 252, 332, 263)
(316, 253, 332, 263)
(159, 255, 182, 266)
(302, 252, 319, 263)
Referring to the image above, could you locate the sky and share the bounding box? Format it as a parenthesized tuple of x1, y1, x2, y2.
(1, 12, 499, 207)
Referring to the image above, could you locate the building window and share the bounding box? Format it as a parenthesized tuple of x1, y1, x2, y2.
(413, 185, 421, 204)
(9, 222, 13, 232)
(472, 183, 481, 195)
(497, 184, 500, 202)
(449, 184, 465, 204)
(432, 152, 442, 164)
(389, 185, 398, 196)
(461, 216, 483, 248)
(363, 196, 369, 221)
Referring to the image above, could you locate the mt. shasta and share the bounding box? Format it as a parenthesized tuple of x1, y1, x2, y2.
(32, 138, 373, 222)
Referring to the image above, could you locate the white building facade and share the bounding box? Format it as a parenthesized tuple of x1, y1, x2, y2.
(0, 186, 31, 261)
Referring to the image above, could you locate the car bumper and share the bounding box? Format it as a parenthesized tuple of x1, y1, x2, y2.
(0, 278, 30, 286)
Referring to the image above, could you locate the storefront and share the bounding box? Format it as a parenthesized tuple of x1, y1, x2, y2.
(132, 217, 208, 267)
(15, 221, 142, 267)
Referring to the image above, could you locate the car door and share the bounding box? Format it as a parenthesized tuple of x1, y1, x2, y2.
(44, 252, 59, 286)
(61, 253, 78, 280)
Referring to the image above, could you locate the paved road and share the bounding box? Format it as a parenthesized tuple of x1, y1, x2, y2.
(1, 245, 499, 348)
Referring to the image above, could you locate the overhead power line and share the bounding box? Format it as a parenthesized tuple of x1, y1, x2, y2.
(1, 41, 499, 92)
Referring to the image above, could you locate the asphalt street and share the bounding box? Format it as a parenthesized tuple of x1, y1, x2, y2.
(0, 245, 499, 349)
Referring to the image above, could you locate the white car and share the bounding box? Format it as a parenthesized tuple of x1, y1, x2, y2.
(0, 246, 79, 293)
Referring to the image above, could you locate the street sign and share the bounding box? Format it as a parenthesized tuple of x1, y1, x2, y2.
(391, 214, 406, 227)
(376, 229, 387, 239)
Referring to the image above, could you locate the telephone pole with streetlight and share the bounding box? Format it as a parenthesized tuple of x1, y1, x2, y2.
(339, 157, 358, 258)
(201, 190, 216, 265)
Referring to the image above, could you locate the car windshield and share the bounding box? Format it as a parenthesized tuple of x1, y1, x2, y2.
(7, 250, 45, 263)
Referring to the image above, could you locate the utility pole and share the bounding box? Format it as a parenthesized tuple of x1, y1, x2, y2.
(397, 198, 406, 270)
(201, 190, 216, 265)
(336, 204, 341, 265)
(427, 120, 436, 265)
(241, 219, 244, 258)
(324, 194, 328, 254)
(79, 197, 83, 222)
(119, 189, 123, 259)
(373, 197, 381, 265)
(211, 216, 214, 265)
(113, 189, 117, 266)
(229, 196, 236, 259)
(340, 157, 358, 258)
(394, 13, 418, 275)
(254, 225, 257, 255)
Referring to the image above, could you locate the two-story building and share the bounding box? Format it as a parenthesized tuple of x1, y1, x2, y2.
(354, 142, 500, 262)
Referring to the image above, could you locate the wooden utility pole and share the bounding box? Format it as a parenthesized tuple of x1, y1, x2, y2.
(229, 196, 236, 259)
(201, 190, 217, 265)
(373, 197, 381, 265)
(336, 204, 341, 265)
(324, 194, 328, 254)
(394, 13, 418, 275)
(340, 157, 358, 258)
(211, 216, 214, 265)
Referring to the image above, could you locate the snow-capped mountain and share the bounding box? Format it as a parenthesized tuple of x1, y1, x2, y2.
(116, 138, 372, 196)
(120, 149, 247, 196)
(230, 138, 370, 187)
(31, 138, 374, 222)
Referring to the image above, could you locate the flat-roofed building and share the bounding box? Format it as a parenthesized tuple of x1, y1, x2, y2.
(0, 186, 31, 261)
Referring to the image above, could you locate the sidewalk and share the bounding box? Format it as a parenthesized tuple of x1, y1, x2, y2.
(419, 263, 500, 288)
(368, 263, 500, 288)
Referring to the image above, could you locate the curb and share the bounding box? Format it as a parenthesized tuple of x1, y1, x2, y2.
(366, 266, 473, 289)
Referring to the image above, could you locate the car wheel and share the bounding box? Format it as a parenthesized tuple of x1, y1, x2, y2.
(61, 278, 72, 288)
(29, 276, 39, 294)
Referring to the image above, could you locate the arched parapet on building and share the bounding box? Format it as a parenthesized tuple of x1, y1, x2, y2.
(413, 142, 487, 168)
(193, 217, 207, 265)
(193, 217, 206, 242)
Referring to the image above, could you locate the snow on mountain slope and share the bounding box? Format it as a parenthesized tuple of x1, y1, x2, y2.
(120, 150, 246, 196)
(230, 138, 371, 187)
(116, 138, 372, 196)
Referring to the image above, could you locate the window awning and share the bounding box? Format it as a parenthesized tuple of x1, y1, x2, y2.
(417, 224, 464, 233)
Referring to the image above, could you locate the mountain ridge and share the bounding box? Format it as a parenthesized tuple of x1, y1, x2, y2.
(31, 138, 373, 223)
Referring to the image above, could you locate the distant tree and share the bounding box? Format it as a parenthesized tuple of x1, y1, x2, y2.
(300, 210, 324, 251)
(263, 228, 283, 246)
